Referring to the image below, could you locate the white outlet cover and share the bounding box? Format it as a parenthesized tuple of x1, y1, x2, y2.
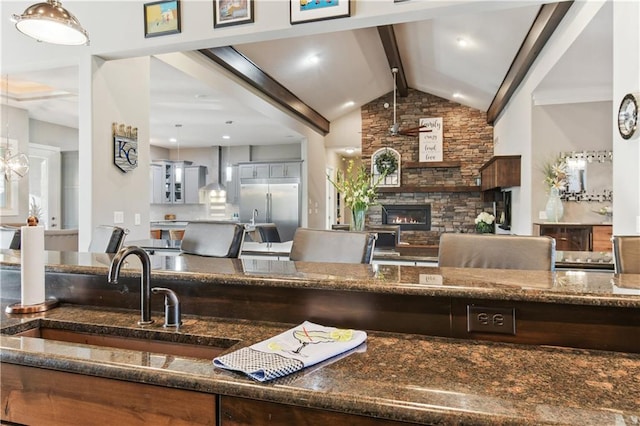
(539, 211, 548, 220)
(134, 213, 141, 225)
(114, 211, 124, 224)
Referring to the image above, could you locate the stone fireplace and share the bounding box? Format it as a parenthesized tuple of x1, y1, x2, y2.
(382, 204, 431, 231)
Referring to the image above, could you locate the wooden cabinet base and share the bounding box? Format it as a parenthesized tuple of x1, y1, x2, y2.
(1, 363, 216, 426)
(220, 396, 411, 426)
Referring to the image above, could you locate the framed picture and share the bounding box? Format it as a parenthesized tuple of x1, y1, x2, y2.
(290, 0, 351, 25)
(214, 0, 254, 28)
(144, 0, 181, 38)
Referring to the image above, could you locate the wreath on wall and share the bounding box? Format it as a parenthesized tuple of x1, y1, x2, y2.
(375, 149, 398, 175)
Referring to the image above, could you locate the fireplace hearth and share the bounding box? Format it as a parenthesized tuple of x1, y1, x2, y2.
(381, 205, 431, 231)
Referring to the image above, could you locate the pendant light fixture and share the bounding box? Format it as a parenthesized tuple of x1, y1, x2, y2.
(12, 0, 90, 46)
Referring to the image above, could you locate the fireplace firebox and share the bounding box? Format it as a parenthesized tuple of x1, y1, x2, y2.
(381, 205, 431, 231)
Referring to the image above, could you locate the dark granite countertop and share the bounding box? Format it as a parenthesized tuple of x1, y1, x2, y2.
(1, 249, 638, 308)
(2, 304, 640, 425)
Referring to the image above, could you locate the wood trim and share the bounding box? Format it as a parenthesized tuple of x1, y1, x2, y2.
(403, 161, 461, 169)
(198, 46, 330, 135)
(377, 25, 408, 97)
(486, 1, 574, 124)
(379, 185, 480, 193)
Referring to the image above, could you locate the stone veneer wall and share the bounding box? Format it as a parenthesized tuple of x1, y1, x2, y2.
(362, 88, 494, 245)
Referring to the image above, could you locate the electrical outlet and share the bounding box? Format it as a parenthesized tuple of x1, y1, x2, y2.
(114, 211, 124, 224)
(134, 213, 141, 225)
(539, 211, 547, 220)
(467, 305, 516, 335)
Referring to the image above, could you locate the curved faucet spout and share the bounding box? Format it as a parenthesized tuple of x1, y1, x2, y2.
(108, 246, 153, 325)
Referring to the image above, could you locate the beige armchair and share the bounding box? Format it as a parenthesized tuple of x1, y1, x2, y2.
(612, 236, 640, 274)
(289, 228, 377, 264)
(438, 233, 556, 271)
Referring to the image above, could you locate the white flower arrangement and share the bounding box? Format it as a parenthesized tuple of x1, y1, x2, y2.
(474, 211, 495, 233)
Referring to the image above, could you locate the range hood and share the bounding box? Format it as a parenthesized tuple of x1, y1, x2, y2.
(200, 146, 226, 193)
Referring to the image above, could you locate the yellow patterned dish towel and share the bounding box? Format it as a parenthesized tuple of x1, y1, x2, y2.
(213, 321, 367, 382)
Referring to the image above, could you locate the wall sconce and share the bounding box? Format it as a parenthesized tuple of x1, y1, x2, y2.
(12, 0, 89, 46)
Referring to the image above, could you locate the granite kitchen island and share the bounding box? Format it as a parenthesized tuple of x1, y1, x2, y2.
(1, 249, 640, 425)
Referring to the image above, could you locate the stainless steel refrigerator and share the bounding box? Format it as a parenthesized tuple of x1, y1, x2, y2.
(239, 179, 300, 241)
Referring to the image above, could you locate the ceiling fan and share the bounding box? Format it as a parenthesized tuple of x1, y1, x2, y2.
(388, 67, 432, 137)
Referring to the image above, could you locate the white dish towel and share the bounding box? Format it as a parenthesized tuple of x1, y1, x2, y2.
(213, 321, 367, 382)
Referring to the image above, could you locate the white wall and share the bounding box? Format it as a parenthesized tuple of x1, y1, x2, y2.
(532, 101, 613, 224)
(612, 0, 640, 235)
(493, 1, 609, 235)
(29, 120, 78, 152)
(0, 105, 30, 223)
(79, 56, 151, 248)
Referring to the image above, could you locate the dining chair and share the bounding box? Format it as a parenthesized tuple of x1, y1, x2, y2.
(256, 224, 281, 243)
(612, 236, 640, 274)
(88, 225, 128, 253)
(289, 228, 377, 264)
(438, 233, 556, 271)
(180, 222, 245, 258)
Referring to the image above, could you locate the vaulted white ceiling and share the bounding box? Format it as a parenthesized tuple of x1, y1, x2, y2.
(2, 1, 612, 150)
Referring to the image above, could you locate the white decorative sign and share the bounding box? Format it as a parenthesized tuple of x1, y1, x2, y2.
(419, 117, 443, 162)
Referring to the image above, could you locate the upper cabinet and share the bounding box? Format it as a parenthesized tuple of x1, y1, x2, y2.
(151, 161, 206, 204)
(269, 162, 301, 179)
(239, 163, 269, 180)
(479, 155, 521, 191)
(239, 161, 302, 181)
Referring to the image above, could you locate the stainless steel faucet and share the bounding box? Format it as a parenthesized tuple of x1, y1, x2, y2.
(108, 246, 153, 325)
(151, 287, 181, 327)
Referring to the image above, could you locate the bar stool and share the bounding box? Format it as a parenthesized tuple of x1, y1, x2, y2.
(180, 222, 245, 258)
(612, 236, 640, 274)
(289, 228, 377, 264)
(438, 233, 556, 271)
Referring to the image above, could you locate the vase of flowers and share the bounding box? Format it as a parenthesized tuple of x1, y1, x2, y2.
(328, 159, 385, 231)
(475, 211, 495, 234)
(543, 157, 567, 222)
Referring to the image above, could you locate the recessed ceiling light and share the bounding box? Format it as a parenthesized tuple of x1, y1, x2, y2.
(344, 100, 355, 108)
(307, 55, 319, 65)
(345, 148, 355, 154)
(456, 37, 468, 48)
(222, 135, 230, 140)
(169, 138, 177, 143)
(453, 92, 462, 99)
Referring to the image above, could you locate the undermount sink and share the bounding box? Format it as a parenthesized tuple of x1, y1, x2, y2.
(8, 320, 239, 360)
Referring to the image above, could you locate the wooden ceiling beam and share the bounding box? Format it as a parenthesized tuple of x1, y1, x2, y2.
(198, 46, 330, 136)
(377, 25, 409, 97)
(487, 1, 574, 124)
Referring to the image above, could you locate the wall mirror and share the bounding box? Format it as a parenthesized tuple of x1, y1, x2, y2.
(561, 150, 612, 201)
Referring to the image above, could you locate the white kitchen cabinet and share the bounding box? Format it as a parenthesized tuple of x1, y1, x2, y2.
(184, 166, 207, 204)
(269, 162, 301, 178)
(151, 160, 200, 204)
(150, 163, 164, 204)
(239, 163, 269, 180)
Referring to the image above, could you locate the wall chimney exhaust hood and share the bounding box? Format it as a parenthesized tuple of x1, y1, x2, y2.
(200, 146, 226, 193)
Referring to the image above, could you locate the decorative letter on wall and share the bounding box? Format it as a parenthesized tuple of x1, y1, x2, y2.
(419, 117, 443, 162)
(112, 123, 138, 173)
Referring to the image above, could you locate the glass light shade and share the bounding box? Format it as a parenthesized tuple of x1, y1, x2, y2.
(4, 153, 30, 180)
(13, 0, 89, 46)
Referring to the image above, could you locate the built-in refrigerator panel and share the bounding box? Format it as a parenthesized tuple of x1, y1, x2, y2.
(239, 179, 300, 242)
(268, 182, 300, 241)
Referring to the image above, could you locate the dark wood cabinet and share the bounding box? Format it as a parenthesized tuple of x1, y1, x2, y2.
(536, 224, 612, 251)
(479, 155, 521, 191)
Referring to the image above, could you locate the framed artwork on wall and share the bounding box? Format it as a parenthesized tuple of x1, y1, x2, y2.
(290, 0, 351, 25)
(214, 0, 254, 28)
(144, 0, 181, 38)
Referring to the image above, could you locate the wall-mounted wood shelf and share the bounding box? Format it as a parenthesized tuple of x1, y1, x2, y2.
(402, 161, 461, 169)
(379, 185, 480, 193)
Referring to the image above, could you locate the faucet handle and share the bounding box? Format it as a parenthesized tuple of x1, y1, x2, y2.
(152, 287, 181, 328)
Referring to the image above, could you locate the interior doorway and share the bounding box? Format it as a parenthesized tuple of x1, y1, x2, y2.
(29, 144, 61, 229)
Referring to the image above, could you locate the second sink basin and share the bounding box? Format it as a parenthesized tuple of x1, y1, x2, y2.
(10, 320, 240, 360)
